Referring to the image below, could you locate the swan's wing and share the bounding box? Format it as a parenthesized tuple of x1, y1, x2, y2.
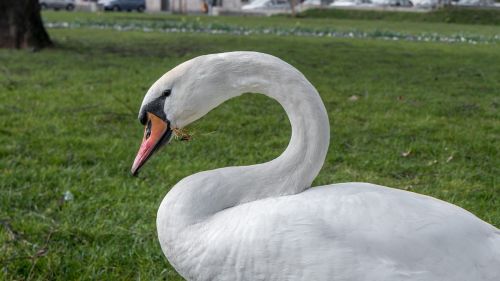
(184, 183, 500, 281)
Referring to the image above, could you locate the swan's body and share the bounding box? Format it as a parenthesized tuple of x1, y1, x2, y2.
(132, 52, 500, 281)
(160, 183, 500, 281)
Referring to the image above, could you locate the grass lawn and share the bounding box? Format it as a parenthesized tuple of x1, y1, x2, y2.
(1, 12, 499, 280)
(42, 11, 500, 39)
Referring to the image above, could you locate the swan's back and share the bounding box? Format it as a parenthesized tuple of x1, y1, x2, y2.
(164, 183, 500, 281)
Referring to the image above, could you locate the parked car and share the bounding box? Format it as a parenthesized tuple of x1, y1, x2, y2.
(302, 0, 335, 6)
(39, 0, 75, 11)
(329, 0, 360, 6)
(97, 0, 146, 11)
(242, 0, 291, 10)
(366, 0, 412, 5)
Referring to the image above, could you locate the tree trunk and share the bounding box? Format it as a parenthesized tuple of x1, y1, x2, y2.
(289, 0, 297, 17)
(0, 0, 52, 49)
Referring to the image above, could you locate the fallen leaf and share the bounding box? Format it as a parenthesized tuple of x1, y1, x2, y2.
(401, 150, 412, 157)
(35, 248, 48, 258)
(348, 95, 359, 101)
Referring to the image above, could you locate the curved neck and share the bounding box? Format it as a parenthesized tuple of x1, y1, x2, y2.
(159, 53, 330, 228)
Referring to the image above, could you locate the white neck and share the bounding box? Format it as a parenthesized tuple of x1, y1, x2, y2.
(158, 52, 330, 232)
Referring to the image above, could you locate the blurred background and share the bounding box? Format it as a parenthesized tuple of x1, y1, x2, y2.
(33, 0, 500, 15)
(0, 0, 498, 280)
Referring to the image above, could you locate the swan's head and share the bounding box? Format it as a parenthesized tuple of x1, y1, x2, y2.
(131, 55, 236, 175)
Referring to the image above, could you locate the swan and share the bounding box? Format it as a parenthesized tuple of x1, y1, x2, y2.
(130, 52, 500, 281)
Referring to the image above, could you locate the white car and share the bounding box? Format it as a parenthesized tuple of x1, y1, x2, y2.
(329, 0, 362, 6)
(242, 0, 291, 10)
(452, 0, 493, 6)
(302, 0, 335, 6)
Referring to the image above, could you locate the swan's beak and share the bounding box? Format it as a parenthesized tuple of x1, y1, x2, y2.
(131, 113, 172, 176)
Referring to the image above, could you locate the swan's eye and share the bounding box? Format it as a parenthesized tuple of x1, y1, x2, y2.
(145, 119, 152, 139)
(162, 89, 171, 97)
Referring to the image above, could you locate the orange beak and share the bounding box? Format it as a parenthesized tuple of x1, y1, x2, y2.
(131, 113, 172, 176)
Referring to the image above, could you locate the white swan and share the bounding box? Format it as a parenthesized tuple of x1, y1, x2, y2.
(131, 52, 500, 281)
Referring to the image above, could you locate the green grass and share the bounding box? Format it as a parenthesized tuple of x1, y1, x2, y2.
(42, 10, 500, 38)
(300, 7, 500, 26)
(1, 13, 499, 280)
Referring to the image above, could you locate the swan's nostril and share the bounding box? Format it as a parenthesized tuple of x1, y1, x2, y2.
(145, 120, 152, 139)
